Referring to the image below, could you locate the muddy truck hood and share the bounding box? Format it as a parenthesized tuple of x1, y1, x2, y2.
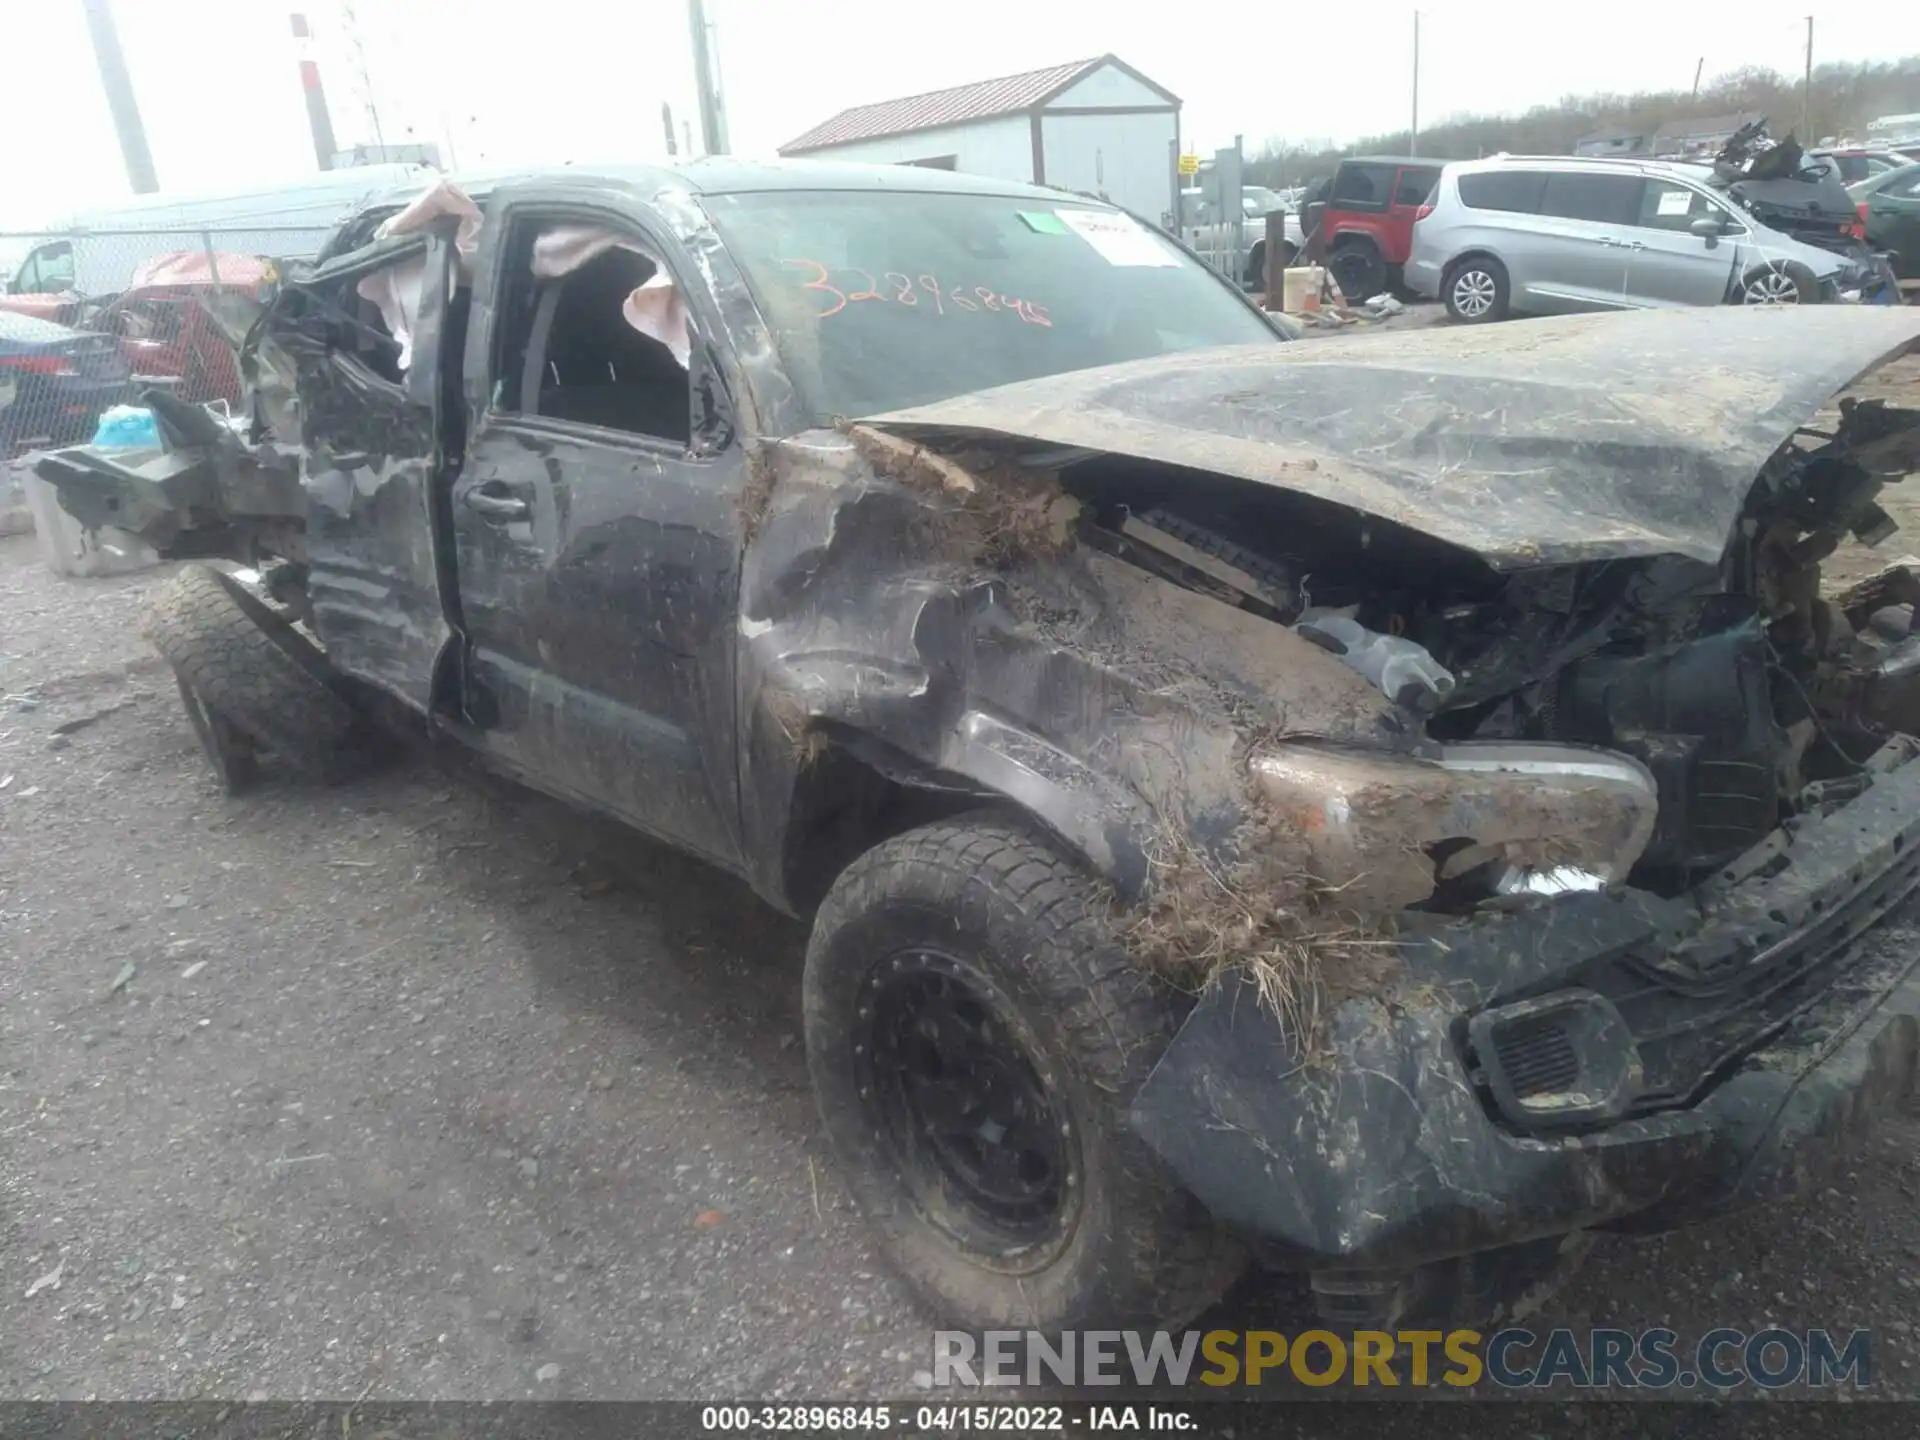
(868, 306, 1920, 570)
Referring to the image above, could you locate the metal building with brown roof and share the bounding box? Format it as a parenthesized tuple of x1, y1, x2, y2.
(778, 55, 1182, 223)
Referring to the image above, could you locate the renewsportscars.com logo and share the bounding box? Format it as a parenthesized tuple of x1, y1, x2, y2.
(931, 1327, 1873, 1390)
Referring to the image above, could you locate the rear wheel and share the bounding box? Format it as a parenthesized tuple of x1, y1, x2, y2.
(145, 563, 366, 784)
(1739, 262, 1818, 304)
(1444, 255, 1510, 322)
(173, 672, 261, 794)
(804, 814, 1245, 1329)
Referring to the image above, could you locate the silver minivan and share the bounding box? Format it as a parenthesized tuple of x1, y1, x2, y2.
(1406, 155, 1860, 322)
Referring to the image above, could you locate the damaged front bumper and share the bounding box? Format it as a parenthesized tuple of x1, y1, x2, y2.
(1130, 743, 1920, 1272)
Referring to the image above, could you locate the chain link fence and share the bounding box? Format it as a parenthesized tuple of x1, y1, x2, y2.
(0, 225, 328, 460)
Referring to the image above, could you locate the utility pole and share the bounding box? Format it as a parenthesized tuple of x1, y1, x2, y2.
(1801, 15, 1814, 139)
(81, 0, 158, 194)
(1409, 10, 1421, 156)
(663, 102, 679, 157)
(687, 0, 730, 156)
(289, 13, 339, 170)
(338, 0, 387, 152)
(1690, 57, 1704, 114)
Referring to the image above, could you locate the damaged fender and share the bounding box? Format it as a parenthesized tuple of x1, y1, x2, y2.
(734, 430, 1410, 908)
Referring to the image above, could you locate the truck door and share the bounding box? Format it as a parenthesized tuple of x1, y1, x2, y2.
(258, 229, 461, 713)
(449, 195, 744, 867)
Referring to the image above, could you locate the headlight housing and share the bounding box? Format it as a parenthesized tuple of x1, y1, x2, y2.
(1248, 741, 1659, 912)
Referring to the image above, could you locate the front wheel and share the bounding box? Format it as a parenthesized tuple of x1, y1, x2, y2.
(804, 815, 1245, 1330)
(1739, 262, 1819, 304)
(1244, 241, 1297, 288)
(1444, 255, 1510, 323)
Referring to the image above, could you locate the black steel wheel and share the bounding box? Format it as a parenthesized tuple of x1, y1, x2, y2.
(858, 947, 1075, 1259)
(805, 813, 1245, 1330)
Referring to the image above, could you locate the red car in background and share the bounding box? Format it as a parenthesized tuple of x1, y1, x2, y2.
(93, 252, 278, 408)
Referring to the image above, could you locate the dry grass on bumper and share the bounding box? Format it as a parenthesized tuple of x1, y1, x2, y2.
(1120, 809, 1402, 1040)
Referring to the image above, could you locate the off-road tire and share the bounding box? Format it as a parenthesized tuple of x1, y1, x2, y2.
(804, 814, 1246, 1330)
(145, 564, 363, 782)
(1329, 238, 1386, 302)
(173, 671, 261, 795)
(1243, 239, 1301, 290)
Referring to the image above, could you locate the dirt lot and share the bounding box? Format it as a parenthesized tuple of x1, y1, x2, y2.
(4, 353, 1920, 1406)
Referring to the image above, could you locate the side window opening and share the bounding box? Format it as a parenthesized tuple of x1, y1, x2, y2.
(1636, 181, 1707, 232)
(1457, 169, 1548, 214)
(334, 268, 413, 385)
(277, 244, 455, 391)
(1538, 171, 1641, 227)
(492, 221, 692, 448)
(14, 241, 74, 294)
(1331, 163, 1393, 209)
(1394, 167, 1441, 206)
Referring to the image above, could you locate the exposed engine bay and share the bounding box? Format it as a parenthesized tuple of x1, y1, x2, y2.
(1063, 384, 1920, 903)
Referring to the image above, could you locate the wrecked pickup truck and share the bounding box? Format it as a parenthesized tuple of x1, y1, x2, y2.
(35, 159, 1920, 1334)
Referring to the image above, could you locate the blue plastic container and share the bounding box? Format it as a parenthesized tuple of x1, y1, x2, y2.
(90, 405, 160, 450)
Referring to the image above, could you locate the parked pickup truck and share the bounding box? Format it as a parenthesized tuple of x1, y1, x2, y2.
(1178, 184, 1306, 287)
(36, 160, 1920, 1338)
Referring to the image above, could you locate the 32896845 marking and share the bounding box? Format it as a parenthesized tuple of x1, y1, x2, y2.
(700, 1405, 897, 1431)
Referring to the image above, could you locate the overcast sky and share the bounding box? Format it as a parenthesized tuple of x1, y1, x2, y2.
(2, 0, 1908, 228)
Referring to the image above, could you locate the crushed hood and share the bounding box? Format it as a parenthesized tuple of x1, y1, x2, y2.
(868, 306, 1920, 570)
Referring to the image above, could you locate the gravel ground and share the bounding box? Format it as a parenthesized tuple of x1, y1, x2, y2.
(4, 350, 1920, 1407)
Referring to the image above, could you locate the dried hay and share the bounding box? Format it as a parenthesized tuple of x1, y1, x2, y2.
(736, 445, 778, 539)
(840, 423, 1080, 565)
(1119, 798, 1401, 1044)
(761, 683, 830, 766)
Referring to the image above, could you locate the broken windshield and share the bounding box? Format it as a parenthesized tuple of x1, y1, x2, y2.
(702, 190, 1283, 421)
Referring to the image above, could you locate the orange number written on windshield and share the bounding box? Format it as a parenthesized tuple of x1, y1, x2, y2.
(778, 259, 1051, 327)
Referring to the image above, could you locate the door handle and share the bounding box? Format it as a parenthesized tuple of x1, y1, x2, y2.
(463, 483, 530, 520)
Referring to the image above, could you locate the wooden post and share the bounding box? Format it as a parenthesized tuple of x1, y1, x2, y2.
(1263, 211, 1287, 311)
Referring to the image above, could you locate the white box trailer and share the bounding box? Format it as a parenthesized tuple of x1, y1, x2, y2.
(5, 162, 433, 300)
